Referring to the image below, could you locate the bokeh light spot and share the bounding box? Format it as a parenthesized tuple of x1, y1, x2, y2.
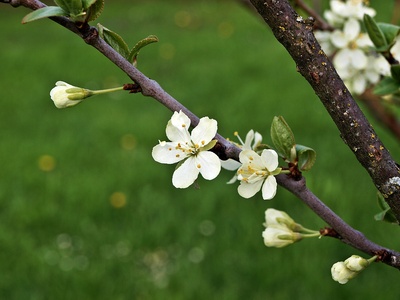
(110, 192, 127, 208)
(38, 154, 56, 172)
(159, 43, 175, 60)
(121, 134, 136, 150)
(174, 10, 192, 28)
(198, 219, 216, 236)
(218, 21, 234, 39)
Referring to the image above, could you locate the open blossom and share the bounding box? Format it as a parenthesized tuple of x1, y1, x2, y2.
(324, 0, 376, 26)
(152, 111, 221, 188)
(221, 130, 262, 183)
(236, 149, 281, 200)
(314, 1, 389, 95)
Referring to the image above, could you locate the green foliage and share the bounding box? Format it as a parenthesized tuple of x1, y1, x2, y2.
(270, 116, 316, 171)
(364, 14, 400, 52)
(374, 192, 399, 224)
(98, 23, 158, 66)
(22, 6, 68, 23)
(22, 0, 104, 24)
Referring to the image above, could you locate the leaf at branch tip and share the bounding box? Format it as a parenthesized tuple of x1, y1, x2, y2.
(97, 23, 130, 60)
(373, 77, 400, 95)
(391, 65, 400, 83)
(377, 23, 400, 48)
(128, 35, 159, 66)
(22, 6, 68, 24)
(363, 14, 387, 50)
(54, 0, 82, 17)
(270, 116, 296, 160)
(374, 192, 399, 224)
(85, 0, 104, 22)
(295, 144, 316, 171)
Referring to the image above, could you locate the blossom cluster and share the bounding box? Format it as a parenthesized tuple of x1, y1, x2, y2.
(152, 111, 282, 200)
(314, 0, 396, 94)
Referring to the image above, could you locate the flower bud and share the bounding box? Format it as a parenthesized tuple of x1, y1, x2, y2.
(50, 81, 91, 108)
(331, 261, 357, 284)
(344, 255, 370, 272)
(264, 208, 296, 230)
(262, 225, 302, 248)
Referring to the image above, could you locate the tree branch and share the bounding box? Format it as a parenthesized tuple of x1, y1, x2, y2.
(249, 0, 400, 222)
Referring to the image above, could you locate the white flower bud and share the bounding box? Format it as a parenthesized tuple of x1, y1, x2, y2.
(262, 225, 302, 248)
(50, 81, 91, 108)
(331, 261, 357, 284)
(344, 255, 369, 272)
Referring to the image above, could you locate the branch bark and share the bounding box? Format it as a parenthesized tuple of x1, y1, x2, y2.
(249, 0, 400, 221)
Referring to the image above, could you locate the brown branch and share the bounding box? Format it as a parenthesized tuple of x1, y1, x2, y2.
(293, 0, 334, 31)
(249, 0, 400, 221)
(277, 174, 400, 268)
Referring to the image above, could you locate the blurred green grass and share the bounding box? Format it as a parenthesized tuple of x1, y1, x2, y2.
(0, 1, 399, 299)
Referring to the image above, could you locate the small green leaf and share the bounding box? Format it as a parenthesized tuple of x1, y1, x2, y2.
(378, 23, 400, 47)
(85, 0, 104, 22)
(364, 14, 387, 49)
(374, 193, 399, 224)
(22, 6, 67, 24)
(391, 65, 400, 82)
(295, 144, 316, 171)
(54, 0, 82, 17)
(128, 35, 159, 65)
(373, 77, 400, 95)
(82, 0, 97, 9)
(270, 116, 296, 160)
(97, 24, 130, 60)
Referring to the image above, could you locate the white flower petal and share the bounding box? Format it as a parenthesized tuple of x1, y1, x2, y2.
(350, 49, 368, 69)
(237, 178, 263, 199)
(195, 151, 221, 180)
(243, 130, 255, 149)
(172, 157, 199, 188)
(351, 73, 367, 94)
(152, 142, 185, 164)
(221, 158, 241, 171)
(191, 117, 217, 145)
(166, 111, 191, 142)
(330, 30, 349, 48)
(260, 149, 279, 171)
(261, 176, 277, 200)
(344, 19, 360, 41)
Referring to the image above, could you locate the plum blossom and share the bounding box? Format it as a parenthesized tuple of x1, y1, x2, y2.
(152, 111, 221, 188)
(221, 130, 262, 183)
(314, 1, 390, 95)
(236, 149, 281, 200)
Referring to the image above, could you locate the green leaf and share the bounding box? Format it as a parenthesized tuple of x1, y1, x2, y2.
(85, 0, 104, 22)
(364, 14, 387, 49)
(373, 77, 400, 95)
(270, 116, 296, 160)
(22, 6, 67, 24)
(54, 0, 82, 16)
(97, 24, 130, 60)
(391, 65, 400, 82)
(82, 0, 97, 9)
(374, 192, 399, 224)
(378, 23, 400, 47)
(128, 35, 159, 65)
(295, 144, 316, 171)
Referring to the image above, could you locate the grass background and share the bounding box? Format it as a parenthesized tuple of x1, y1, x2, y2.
(1, 0, 399, 299)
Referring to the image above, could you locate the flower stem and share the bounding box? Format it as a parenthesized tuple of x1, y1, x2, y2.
(91, 86, 125, 96)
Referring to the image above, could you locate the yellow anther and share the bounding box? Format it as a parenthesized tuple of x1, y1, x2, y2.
(197, 163, 201, 168)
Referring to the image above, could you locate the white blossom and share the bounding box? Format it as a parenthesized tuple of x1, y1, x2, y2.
(236, 149, 281, 200)
(152, 111, 221, 188)
(262, 225, 302, 248)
